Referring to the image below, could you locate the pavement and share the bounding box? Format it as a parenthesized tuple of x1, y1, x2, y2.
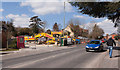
(1, 44, 120, 69)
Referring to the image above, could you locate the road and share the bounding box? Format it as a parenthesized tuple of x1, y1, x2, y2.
(2, 44, 119, 69)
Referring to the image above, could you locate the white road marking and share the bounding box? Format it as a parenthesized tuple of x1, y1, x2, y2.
(0, 55, 4, 56)
(5, 49, 83, 68)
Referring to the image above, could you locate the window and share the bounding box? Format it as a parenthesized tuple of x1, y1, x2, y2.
(89, 41, 100, 44)
(19, 38, 24, 43)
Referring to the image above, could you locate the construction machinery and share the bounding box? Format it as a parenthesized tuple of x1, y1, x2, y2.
(24, 36, 35, 41)
(34, 33, 56, 44)
(24, 31, 81, 45)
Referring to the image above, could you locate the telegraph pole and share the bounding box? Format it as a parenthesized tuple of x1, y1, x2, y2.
(63, 2, 65, 46)
(64, 2, 65, 31)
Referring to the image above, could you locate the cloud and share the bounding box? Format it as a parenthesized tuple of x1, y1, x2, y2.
(73, 15, 117, 34)
(73, 15, 104, 20)
(97, 19, 117, 34)
(0, 9, 4, 12)
(86, 19, 117, 34)
(0, 17, 3, 20)
(20, 0, 73, 15)
(73, 15, 87, 19)
(20, 0, 67, 2)
(6, 14, 30, 27)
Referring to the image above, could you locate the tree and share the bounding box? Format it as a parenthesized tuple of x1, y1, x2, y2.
(70, 2, 120, 33)
(69, 23, 81, 37)
(1, 20, 17, 49)
(87, 21, 96, 34)
(17, 28, 33, 36)
(46, 29, 51, 34)
(2, 21, 8, 31)
(89, 24, 104, 39)
(1, 21, 7, 48)
(67, 19, 88, 37)
(29, 16, 45, 34)
(80, 28, 89, 37)
(67, 18, 81, 26)
(1, 20, 17, 38)
(53, 22, 59, 31)
(71, 24, 80, 37)
(58, 24, 62, 31)
(6, 19, 17, 37)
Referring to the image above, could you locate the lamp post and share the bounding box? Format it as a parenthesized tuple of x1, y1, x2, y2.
(63, 2, 66, 46)
(64, 2, 65, 31)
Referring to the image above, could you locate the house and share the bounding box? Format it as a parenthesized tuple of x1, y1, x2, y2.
(64, 24, 89, 37)
(64, 24, 74, 37)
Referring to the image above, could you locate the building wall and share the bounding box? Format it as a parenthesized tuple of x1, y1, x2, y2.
(2, 30, 7, 48)
(64, 25, 88, 37)
(64, 25, 74, 37)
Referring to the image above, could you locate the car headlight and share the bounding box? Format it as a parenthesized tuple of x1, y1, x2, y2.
(86, 46, 89, 48)
(95, 46, 99, 48)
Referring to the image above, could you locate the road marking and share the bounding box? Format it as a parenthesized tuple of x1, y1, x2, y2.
(5, 49, 84, 68)
(50, 50, 54, 51)
(0, 55, 4, 56)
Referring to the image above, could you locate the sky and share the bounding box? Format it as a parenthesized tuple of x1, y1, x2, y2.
(0, 0, 117, 35)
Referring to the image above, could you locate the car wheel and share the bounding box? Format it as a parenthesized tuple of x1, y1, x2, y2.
(98, 48, 101, 52)
(101, 46, 104, 51)
(86, 49, 89, 52)
(99, 46, 103, 52)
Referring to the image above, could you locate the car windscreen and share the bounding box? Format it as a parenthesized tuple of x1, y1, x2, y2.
(89, 41, 100, 44)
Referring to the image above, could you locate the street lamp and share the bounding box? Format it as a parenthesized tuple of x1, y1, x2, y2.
(63, 2, 66, 46)
(64, 2, 65, 31)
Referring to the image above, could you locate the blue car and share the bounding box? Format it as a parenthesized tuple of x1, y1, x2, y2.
(86, 40, 104, 52)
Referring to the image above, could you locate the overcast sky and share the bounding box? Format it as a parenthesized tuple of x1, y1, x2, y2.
(1, 0, 117, 35)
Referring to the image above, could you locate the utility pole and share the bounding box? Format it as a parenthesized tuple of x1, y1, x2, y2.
(63, 2, 66, 46)
(64, 2, 65, 31)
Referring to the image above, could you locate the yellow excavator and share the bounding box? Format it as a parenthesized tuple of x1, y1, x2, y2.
(24, 36, 35, 41)
(25, 31, 63, 44)
(34, 33, 56, 44)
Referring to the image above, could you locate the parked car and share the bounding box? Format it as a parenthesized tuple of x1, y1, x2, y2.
(86, 40, 104, 52)
(101, 39, 107, 43)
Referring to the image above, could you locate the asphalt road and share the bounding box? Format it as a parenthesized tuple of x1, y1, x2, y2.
(2, 44, 119, 69)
